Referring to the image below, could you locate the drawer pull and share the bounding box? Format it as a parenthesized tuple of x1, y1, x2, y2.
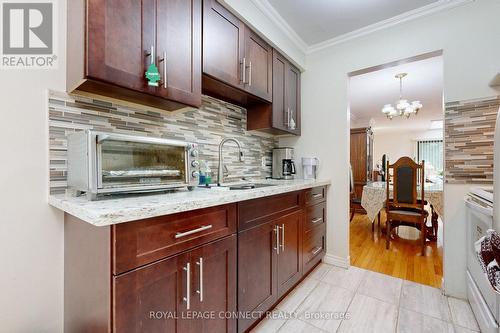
(311, 217, 323, 224)
(196, 257, 204, 302)
(280, 224, 285, 252)
(183, 262, 191, 310)
(311, 246, 322, 256)
(274, 225, 280, 255)
(175, 225, 213, 239)
(312, 193, 323, 199)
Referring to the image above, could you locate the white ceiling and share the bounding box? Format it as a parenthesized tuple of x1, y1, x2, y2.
(349, 56, 443, 133)
(267, 0, 439, 45)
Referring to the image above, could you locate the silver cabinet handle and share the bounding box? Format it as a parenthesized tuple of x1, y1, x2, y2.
(312, 193, 323, 198)
(280, 224, 285, 252)
(274, 225, 280, 255)
(196, 257, 203, 302)
(159, 52, 167, 88)
(248, 61, 252, 86)
(311, 217, 323, 224)
(240, 58, 246, 84)
(311, 247, 322, 256)
(287, 108, 291, 128)
(145, 45, 155, 64)
(175, 225, 213, 239)
(183, 262, 191, 310)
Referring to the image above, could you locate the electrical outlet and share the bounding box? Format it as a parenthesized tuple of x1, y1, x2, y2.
(261, 156, 266, 168)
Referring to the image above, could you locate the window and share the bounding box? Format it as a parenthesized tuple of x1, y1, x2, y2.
(416, 140, 443, 175)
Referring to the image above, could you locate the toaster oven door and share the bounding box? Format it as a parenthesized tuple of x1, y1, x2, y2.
(95, 134, 188, 191)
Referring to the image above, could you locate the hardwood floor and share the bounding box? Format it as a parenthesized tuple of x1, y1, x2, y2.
(349, 211, 443, 288)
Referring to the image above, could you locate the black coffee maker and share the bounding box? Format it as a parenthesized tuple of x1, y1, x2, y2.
(272, 148, 296, 180)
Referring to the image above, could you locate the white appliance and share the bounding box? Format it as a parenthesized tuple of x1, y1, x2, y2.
(465, 187, 497, 333)
(302, 157, 319, 180)
(465, 106, 500, 333)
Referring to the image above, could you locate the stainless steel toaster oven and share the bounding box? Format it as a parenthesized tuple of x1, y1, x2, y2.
(67, 130, 199, 200)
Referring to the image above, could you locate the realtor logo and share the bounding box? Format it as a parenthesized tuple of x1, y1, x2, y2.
(1, 0, 57, 69)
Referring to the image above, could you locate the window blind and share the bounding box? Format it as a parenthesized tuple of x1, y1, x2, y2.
(417, 140, 443, 173)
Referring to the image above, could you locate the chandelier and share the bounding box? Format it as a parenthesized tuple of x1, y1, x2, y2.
(381, 73, 422, 119)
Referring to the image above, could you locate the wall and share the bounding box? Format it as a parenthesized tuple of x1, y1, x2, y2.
(373, 129, 443, 168)
(48, 92, 276, 194)
(280, 0, 500, 297)
(0, 2, 67, 332)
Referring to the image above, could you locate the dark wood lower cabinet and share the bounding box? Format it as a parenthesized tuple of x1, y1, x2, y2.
(64, 187, 327, 333)
(237, 221, 278, 333)
(114, 235, 237, 333)
(191, 235, 237, 333)
(276, 211, 303, 297)
(113, 252, 192, 333)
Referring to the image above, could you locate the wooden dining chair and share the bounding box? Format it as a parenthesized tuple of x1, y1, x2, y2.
(385, 157, 428, 255)
(349, 164, 363, 222)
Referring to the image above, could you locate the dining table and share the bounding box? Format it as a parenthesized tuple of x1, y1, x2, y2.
(360, 181, 443, 223)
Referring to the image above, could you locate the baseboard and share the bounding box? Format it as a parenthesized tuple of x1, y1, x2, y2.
(323, 254, 350, 268)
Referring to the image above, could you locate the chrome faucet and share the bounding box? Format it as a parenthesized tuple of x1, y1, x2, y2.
(217, 138, 244, 185)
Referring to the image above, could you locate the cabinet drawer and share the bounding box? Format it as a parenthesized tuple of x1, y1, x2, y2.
(305, 186, 326, 206)
(305, 202, 326, 232)
(238, 191, 302, 231)
(303, 224, 326, 273)
(113, 204, 237, 274)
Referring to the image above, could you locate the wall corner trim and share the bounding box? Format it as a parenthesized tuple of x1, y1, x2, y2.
(323, 254, 350, 269)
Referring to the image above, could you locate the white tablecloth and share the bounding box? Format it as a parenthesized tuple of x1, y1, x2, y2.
(360, 181, 443, 222)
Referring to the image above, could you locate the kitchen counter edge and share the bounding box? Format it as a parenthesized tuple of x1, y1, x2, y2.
(48, 179, 331, 226)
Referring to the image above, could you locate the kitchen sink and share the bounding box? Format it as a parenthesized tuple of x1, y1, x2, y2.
(199, 182, 278, 190)
(226, 183, 277, 190)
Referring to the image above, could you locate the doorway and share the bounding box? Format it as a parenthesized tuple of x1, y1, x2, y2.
(348, 51, 444, 288)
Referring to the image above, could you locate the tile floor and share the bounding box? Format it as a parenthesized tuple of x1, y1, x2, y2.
(250, 263, 480, 333)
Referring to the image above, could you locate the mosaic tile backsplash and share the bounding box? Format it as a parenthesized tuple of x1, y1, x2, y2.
(48, 91, 277, 194)
(445, 96, 500, 184)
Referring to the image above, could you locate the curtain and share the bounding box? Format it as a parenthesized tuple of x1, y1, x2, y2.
(417, 140, 443, 174)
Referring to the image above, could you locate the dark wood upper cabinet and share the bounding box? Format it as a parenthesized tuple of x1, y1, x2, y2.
(247, 49, 301, 135)
(202, 0, 273, 106)
(86, 0, 153, 93)
(68, 0, 202, 110)
(155, 0, 202, 107)
(243, 27, 273, 102)
(202, 0, 245, 89)
(285, 62, 301, 135)
(271, 51, 288, 132)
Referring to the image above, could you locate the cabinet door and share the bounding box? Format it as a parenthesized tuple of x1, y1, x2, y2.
(113, 252, 197, 333)
(285, 63, 301, 135)
(243, 27, 272, 101)
(203, 0, 244, 89)
(272, 50, 288, 132)
(156, 0, 202, 107)
(276, 210, 303, 297)
(87, 0, 154, 92)
(238, 222, 278, 333)
(191, 235, 237, 333)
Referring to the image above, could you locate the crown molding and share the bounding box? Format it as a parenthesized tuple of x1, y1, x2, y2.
(250, 0, 473, 56)
(249, 0, 309, 53)
(307, 0, 474, 54)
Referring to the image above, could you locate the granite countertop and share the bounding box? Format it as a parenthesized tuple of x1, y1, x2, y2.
(49, 179, 331, 226)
